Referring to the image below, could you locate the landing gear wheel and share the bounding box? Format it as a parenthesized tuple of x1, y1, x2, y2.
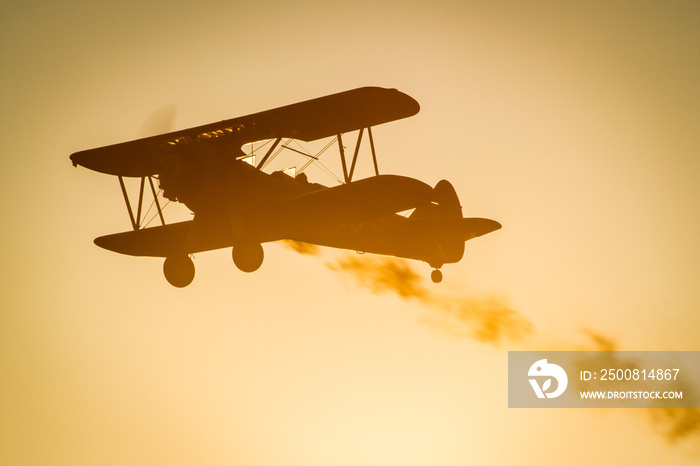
(431, 269, 443, 284)
(232, 243, 264, 273)
(163, 255, 195, 288)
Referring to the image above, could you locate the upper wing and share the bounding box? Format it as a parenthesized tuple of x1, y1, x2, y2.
(70, 87, 420, 177)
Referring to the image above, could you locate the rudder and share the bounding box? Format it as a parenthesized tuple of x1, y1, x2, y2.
(410, 180, 465, 266)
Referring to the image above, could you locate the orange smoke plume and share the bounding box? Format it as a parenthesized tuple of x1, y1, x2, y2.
(327, 254, 533, 346)
(328, 255, 427, 300)
(579, 331, 700, 446)
(290, 246, 700, 449)
(281, 240, 322, 256)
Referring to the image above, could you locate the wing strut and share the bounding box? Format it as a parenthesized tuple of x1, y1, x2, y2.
(148, 176, 166, 226)
(337, 134, 349, 183)
(368, 126, 379, 176)
(337, 127, 375, 183)
(135, 176, 145, 229)
(256, 137, 283, 170)
(348, 128, 364, 181)
(118, 176, 139, 230)
(118, 175, 167, 230)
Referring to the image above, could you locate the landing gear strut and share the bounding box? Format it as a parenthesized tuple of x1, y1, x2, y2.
(232, 242, 264, 273)
(431, 269, 443, 284)
(163, 255, 195, 288)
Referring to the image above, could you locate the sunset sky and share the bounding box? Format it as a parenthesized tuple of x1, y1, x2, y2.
(2, 1, 700, 465)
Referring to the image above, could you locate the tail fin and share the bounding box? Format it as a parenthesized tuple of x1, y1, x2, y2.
(410, 179, 462, 221)
(410, 180, 501, 267)
(409, 180, 464, 265)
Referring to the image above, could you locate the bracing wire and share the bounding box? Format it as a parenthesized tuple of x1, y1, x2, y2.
(142, 197, 172, 228)
(298, 138, 336, 173)
(297, 137, 343, 184)
(254, 135, 347, 185)
(260, 138, 293, 170)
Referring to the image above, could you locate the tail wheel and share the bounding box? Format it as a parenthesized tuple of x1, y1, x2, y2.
(163, 255, 195, 288)
(232, 243, 264, 273)
(431, 269, 443, 284)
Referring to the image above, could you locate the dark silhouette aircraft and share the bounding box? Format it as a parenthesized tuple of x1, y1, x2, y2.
(70, 87, 501, 287)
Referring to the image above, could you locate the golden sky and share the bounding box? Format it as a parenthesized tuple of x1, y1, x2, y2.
(2, 1, 700, 465)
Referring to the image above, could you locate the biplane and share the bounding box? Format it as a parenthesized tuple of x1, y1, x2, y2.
(70, 87, 501, 287)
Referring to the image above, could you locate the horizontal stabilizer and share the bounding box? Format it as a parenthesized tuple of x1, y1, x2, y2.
(410, 179, 462, 221)
(410, 217, 502, 242)
(460, 217, 502, 240)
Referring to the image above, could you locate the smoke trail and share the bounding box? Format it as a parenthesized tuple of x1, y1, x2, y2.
(284, 245, 700, 449)
(327, 254, 533, 346)
(578, 331, 700, 446)
(281, 240, 321, 256)
(327, 255, 427, 300)
(427, 294, 533, 344)
(580, 329, 617, 352)
(651, 408, 700, 444)
(328, 253, 700, 448)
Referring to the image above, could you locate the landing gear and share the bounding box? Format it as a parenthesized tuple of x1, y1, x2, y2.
(163, 255, 195, 288)
(232, 242, 264, 273)
(431, 269, 443, 284)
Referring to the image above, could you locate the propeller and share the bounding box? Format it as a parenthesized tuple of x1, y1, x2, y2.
(71, 105, 178, 177)
(134, 104, 177, 138)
